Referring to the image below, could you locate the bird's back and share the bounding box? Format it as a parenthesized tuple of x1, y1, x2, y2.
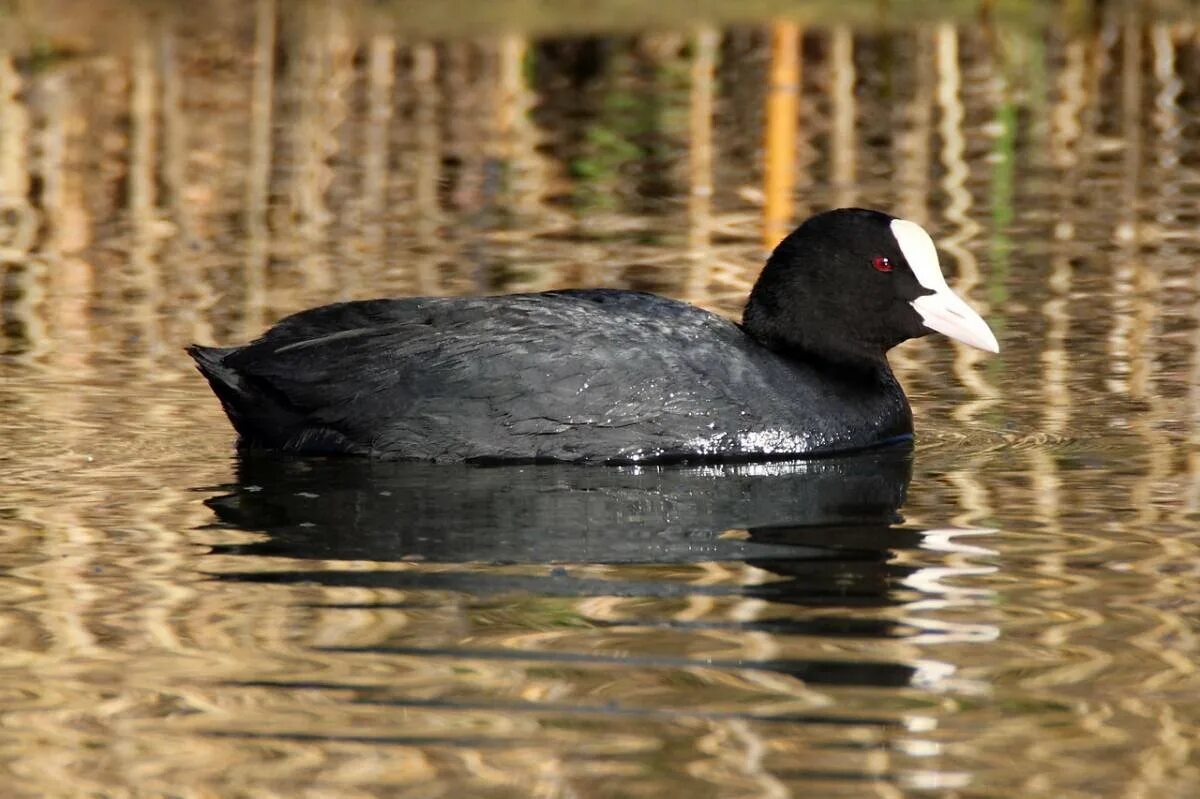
(189, 290, 911, 462)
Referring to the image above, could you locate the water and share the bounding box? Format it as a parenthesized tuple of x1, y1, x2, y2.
(2, 2, 1200, 796)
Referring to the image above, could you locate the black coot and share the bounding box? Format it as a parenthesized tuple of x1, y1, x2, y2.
(189, 208, 999, 463)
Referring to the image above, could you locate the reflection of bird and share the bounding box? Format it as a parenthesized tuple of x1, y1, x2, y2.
(207, 448, 912, 566)
(207, 451, 925, 690)
(190, 209, 998, 462)
(206, 451, 923, 680)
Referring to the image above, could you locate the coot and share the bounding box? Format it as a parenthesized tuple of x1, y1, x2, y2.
(190, 208, 998, 463)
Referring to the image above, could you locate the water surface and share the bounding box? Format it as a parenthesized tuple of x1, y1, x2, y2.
(2, 2, 1199, 796)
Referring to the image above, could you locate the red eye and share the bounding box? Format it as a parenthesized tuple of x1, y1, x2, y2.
(872, 256, 893, 273)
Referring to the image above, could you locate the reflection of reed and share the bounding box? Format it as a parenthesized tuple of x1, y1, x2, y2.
(244, 0, 276, 332)
(683, 27, 718, 303)
(288, 3, 328, 239)
(409, 43, 442, 296)
(284, 0, 354, 294)
(889, 29, 935, 388)
(496, 34, 561, 236)
(893, 30, 934, 225)
(159, 20, 187, 240)
(362, 32, 395, 260)
(128, 24, 167, 366)
(492, 34, 571, 293)
(829, 26, 857, 208)
(1118, 43, 1176, 748)
(934, 24, 995, 423)
(1102, 17, 1164, 548)
(36, 68, 94, 372)
(440, 41, 483, 293)
(1117, 14, 1149, 399)
(0, 51, 34, 260)
(923, 29, 997, 618)
(694, 719, 790, 799)
(129, 30, 158, 230)
(1046, 54, 1087, 528)
(34, 73, 73, 256)
(0, 46, 44, 360)
(763, 21, 798, 250)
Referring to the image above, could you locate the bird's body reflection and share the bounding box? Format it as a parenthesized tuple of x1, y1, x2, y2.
(207, 446, 914, 570)
(202, 447, 950, 693)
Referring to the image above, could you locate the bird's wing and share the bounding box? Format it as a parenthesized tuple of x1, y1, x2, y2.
(222, 293, 744, 460)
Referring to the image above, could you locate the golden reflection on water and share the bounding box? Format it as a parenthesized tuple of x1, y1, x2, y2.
(2, 2, 1200, 796)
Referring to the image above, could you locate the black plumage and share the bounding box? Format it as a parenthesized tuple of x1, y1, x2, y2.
(190, 209, 994, 463)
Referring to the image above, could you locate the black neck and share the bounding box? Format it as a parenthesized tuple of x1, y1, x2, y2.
(741, 298, 891, 376)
